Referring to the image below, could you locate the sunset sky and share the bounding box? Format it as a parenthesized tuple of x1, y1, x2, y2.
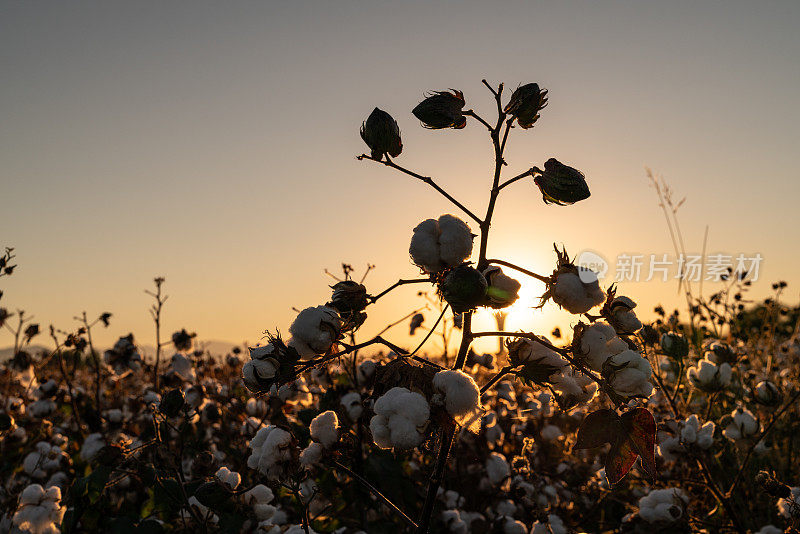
(2, 1, 799, 353)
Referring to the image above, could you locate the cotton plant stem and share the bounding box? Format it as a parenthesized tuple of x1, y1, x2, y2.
(415, 312, 472, 533)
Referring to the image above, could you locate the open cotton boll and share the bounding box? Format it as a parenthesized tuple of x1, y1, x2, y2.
(288, 306, 341, 355)
(532, 514, 567, 534)
(723, 407, 760, 441)
(246, 425, 295, 481)
(437, 214, 474, 267)
(551, 272, 605, 314)
(756, 526, 785, 534)
(409, 215, 473, 273)
(12, 484, 65, 534)
(214, 466, 241, 490)
(300, 442, 324, 467)
(441, 509, 468, 534)
(432, 370, 481, 417)
(607, 349, 653, 398)
(681, 414, 715, 449)
(501, 517, 527, 534)
(637, 488, 688, 523)
(409, 219, 443, 272)
(486, 452, 510, 485)
(309, 411, 339, 448)
(578, 322, 617, 371)
(369, 387, 430, 450)
(340, 392, 363, 420)
(778, 487, 800, 518)
(540, 424, 563, 441)
(80, 433, 106, 462)
(687, 358, 732, 391)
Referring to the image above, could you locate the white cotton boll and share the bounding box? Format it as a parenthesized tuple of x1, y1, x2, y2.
(756, 526, 784, 534)
(687, 358, 732, 391)
(357, 360, 377, 383)
(486, 452, 510, 485)
(441, 509, 468, 534)
(246, 484, 275, 505)
(483, 266, 521, 307)
(246, 426, 295, 481)
(437, 214, 473, 266)
(439, 489, 464, 509)
(551, 272, 604, 314)
(681, 414, 715, 449)
(607, 349, 653, 398)
(532, 514, 566, 534)
(540, 424, 563, 441)
(288, 306, 341, 354)
(501, 517, 527, 534)
(638, 488, 688, 523)
(579, 322, 618, 371)
(214, 467, 241, 490)
(657, 435, 682, 462)
(106, 408, 123, 423)
(496, 499, 517, 517)
(309, 411, 339, 448)
(778, 487, 800, 518)
(432, 370, 481, 418)
(551, 367, 599, 407)
(80, 433, 106, 462)
(29, 399, 56, 418)
(370, 387, 430, 450)
(723, 407, 760, 441)
(340, 392, 363, 420)
(168, 352, 196, 382)
(12, 483, 65, 534)
(300, 442, 324, 467)
(409, 218, 444, 272)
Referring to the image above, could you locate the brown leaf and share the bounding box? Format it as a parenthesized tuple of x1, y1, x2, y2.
(573, 409, 622, 450)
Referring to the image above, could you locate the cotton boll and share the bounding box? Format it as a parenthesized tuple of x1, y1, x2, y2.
(501, 517, 527, 534)
(213, 466, 241, 490)
(246, 426, 295, 481)
(357, 360, 377, 383)
(288, 306, 342, 355)
(80, 433, 106, 462)
(432, 370, 481, 419)
(441, 509, 468, 534)
(551, 272, 604, 314)
(756, 526, 784, 534)
(437, 214, 474, 267)
(532, 514, 566, 534)
(637, 488, 688, 523)
(300, 442, 324, 467)
(723, 407, 760, 441)
(340, 392, 363, 421)
(540, 424, 563, 441)
(486, 452, 510, 485)
(607, 349, 653, 398)
(370, 387, 430, 450)
(778, 487, 800, 518)
(686, 358, 732, 392)
(578, 322, 618, 371)
(409, 219, 444, 272)
(12, 484, 65, 534)
(309, 411, 339, 448)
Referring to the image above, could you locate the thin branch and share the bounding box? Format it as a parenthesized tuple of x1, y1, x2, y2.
(409, 304, 449, 357)
(463, 110, 493, 131)
(356, 154, 482, 225)
(368, 278, 430, 303)
(332, 461, 418, 529)
(497, 167, 538, 191)
(485, 258, 549, 283)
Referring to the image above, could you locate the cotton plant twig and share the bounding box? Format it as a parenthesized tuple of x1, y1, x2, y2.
(332, 461, 418, 529)
(356, 154, 483, 225)
(484, 258, 550, 283)
(367, 278, 430, 303)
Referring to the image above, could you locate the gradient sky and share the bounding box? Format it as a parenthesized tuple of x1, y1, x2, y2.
(2, 1, 799, 353)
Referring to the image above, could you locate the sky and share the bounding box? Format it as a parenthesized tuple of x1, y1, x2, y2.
(2, 1, 799, 353)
